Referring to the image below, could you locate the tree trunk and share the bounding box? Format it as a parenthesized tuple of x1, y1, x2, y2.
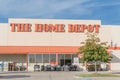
(85, 61, 87, 71)
(95, 61, 97, 73)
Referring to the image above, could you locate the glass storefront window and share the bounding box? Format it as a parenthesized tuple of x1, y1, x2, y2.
(65, 54, 71, 59)
(58, 54, 64, 65)
(29, 54, 35, 63)
(29, 53, 78, 64)
(36, 54, 42, 63)
(43, 54, 49, 63)
(50, 54, 56, 62)
(72, 54, 78, 63)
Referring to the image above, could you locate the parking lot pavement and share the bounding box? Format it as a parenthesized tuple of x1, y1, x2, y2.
(0, 71, 79, 80)
(0, 71, 120, 80)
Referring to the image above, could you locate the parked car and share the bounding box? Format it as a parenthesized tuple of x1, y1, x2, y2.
(14, 65, 19, 71)
(41, 65, 45, 71)
(20, 65, 26, 71)
(34, 65, 40, 72)
(55, 65, 61, 71)
(51, 65, 55, 71)
(65, 64, 78, 71)
(63, 65, 69, 71)
(69, 65, 77, 71)
(46, 65, 52, 71)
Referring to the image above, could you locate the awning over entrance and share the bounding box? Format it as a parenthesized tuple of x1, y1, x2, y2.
(0, 46, 79, 54)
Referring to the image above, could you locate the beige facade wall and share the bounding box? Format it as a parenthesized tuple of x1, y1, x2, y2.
(6, 18, 103, 46)
(0, 19, 119, 47)
(110, 25, 120, 46)
(0, 19, 116, 47)
(0, 23, 8, 46)
(97, 25, 112, 45)
(110, 50, 120, 70)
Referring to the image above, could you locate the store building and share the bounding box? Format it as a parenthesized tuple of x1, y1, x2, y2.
(0, 18, 120, 71)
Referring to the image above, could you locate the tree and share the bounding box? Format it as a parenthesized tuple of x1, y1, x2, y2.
(77, 33, 112, 72)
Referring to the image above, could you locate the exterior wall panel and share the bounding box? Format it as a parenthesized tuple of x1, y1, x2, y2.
(110, 50, 120, 70)
(7, 18, 101, 46)
(0, 23, 8, 46)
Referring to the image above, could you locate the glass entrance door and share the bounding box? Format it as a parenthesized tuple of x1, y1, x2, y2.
(58, 54, 77, 66)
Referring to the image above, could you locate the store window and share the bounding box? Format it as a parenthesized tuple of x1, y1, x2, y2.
(65, 54, 71, 59)
(58, 54, 64, 65)
(43, 54, 49, 63)
(72, 54, 78, 63)
(29, 54, 35, 63)
(50, 54, 56, 62)
(36, 54, 43, 63)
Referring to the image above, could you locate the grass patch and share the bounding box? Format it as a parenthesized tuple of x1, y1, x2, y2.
(76, 73, 120, 77)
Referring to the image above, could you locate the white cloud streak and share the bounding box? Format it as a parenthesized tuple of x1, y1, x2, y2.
(0, 0, 120, 20)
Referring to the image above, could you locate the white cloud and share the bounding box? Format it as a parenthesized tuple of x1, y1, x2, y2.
(0, 0, 120, 24)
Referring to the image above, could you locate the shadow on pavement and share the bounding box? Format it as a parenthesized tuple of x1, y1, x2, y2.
(112, 72, 120, 74)
(0, 75, 30, 79)
(0, 71, 28, 74)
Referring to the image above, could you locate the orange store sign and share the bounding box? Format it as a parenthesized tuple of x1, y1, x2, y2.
(10, 23, 100, 33)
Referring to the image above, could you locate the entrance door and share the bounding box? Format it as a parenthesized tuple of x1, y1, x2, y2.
(58, 54, 77, 66)
(60, 59, 71, 66)
(60, 59, 64, 66)
(65, 59, 71, 65)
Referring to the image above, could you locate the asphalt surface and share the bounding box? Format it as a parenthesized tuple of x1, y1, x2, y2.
(0, 71, 120, 80)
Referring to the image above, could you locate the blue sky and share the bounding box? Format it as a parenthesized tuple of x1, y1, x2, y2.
(0, 0, 120, 25)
